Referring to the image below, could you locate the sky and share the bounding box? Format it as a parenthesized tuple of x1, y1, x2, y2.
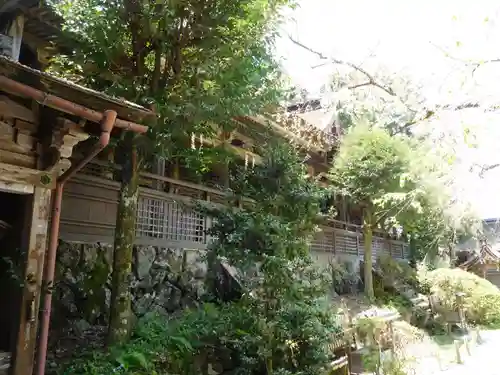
(275, 0, 500, 219)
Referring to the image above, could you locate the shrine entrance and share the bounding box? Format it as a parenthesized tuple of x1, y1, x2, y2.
(0, 190, 31, 374)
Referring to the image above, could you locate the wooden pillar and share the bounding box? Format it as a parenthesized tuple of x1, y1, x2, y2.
(220, 131, 231, 188)
(13, 187, 51, 375)
(169, 159, 180, 193)
(332, 230, 336, 255)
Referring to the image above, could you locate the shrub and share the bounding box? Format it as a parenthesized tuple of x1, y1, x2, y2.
(327, 259, 360, 295)
(423, 268, 500, 326)
(377, 254, 417, 288)
(195, 144, 341, 374)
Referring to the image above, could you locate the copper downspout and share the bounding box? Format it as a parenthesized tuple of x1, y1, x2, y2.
(0, 76, 149, 133)
(36, 110, 118, 375)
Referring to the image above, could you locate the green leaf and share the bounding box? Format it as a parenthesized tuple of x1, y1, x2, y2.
(117, 352, 148, 370)
(169, 335, 194, 352)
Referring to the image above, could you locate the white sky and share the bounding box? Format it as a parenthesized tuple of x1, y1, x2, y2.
(275, 0, 500, 219)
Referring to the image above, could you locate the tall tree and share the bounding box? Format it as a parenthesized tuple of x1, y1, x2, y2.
(329, 124, 423, 298)
(51, 0, 295, 344)
(330, 123, 479, 297)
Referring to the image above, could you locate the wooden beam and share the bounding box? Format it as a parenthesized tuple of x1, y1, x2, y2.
(0, 180, 33, 194)
(0, 162, 58, 189)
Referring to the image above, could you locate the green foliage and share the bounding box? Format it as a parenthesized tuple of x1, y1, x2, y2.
(49, 0, 295, 162)
(327, 258, 360, 295)
(378, 354, 410, 375)
(361, 349, 381, 373)
(377, 254, 417, 289)
(330, 124, 415, 210)
(330, 123, 479, 286)
(62, 143, 340, 374)
(362, 347, 411, 375)
(48, 0, 298, 347)
(375, 294, 412, 314)
(59, 313, 170, 374)
(423, 268, 500, 326)
(194, 142, 340, 374)
(329, 124, 419, 298)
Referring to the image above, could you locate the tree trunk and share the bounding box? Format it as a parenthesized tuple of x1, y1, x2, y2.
(108, 134, 139, 345)
(448, 230, 457, 267)
(363, 209, 374, 300)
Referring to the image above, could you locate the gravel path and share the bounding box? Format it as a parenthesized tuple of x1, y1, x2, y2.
(410, 330, 500, 375)
(432, 330, 500, 375)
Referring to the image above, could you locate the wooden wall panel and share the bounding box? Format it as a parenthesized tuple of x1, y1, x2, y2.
(59, 175, 119, 244)
(59, 174, 411, 260)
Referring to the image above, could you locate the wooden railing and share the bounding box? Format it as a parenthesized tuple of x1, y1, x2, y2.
(310, 225, 408, 260)
(66, 160, 409, 259)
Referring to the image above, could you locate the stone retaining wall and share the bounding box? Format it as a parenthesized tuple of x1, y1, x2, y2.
(53, 241, 206, 328)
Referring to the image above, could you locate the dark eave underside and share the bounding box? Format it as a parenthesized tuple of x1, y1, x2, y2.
(0, 56, 155, 124)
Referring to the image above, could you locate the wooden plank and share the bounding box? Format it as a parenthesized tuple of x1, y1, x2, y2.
(141, 171, 226, 197)
(0, 148, 37, 168)
(0, 96, 35, 123)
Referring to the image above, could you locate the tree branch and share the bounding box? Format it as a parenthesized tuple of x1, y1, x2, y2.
(123, 0, 143, 76)
(348, 81, 375, 90)
(473, 163, 500, 178)
(289, 37, 500, 135)
(374, 191, 417, 227)
(288, 35, 396, 97)
(430, 41, 500, 76)
(151, 42, 162, 94)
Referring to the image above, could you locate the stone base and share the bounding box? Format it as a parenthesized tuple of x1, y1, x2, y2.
(53, 241, 206, 327)
(0, 352, 10, 375)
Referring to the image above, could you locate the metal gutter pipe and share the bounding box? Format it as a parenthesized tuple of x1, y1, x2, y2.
(36, 110, 117, 375)
(0, 75, 149, 134)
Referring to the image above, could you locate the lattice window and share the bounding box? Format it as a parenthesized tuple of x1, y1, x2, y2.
(136, 197, 206, 243)
(136, 198, 165, 238)
(165, 200, 205, 242)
